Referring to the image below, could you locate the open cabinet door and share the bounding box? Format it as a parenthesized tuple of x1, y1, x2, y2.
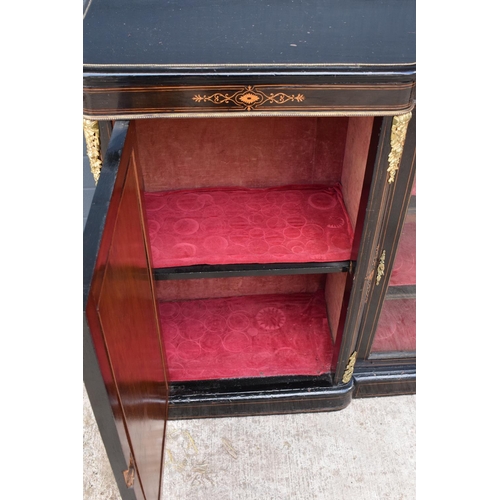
(84, 122, 169, 500)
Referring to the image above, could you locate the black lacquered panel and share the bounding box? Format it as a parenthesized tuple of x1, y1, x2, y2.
(84, 0, 415, 71)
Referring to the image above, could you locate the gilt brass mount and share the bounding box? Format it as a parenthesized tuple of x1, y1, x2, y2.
(376, 250, 386, 286)
(387, 112, 412, 184)
(342, 351, 357, 383)
(83, 119, 103, 184)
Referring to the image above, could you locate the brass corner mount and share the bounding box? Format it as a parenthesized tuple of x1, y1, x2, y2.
(83, 119, 103, 184)
(387, 112, 412, 184)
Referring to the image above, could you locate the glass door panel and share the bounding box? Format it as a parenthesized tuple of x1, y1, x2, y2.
(370, 182, 416, 356)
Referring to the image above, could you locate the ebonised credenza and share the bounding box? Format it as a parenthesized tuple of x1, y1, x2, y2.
(83, 1, 416, 498)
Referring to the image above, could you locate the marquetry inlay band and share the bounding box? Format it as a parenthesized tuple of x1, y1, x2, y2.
(83, 82, 415, 118)
(193, 85, 305, 111)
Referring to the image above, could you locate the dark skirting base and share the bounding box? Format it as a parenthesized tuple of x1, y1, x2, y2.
(166, 361, 416, 419)
(352, 364, 416, 398)
(167, 375, 354, 419)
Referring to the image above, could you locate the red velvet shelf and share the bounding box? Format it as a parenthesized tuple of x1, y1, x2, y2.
(144, 184, 353, 268)
(159, 291, 334, 382)
(371, 299, 416, 353)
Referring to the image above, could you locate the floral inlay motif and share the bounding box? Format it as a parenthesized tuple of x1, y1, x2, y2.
(239, 92, 261, 105)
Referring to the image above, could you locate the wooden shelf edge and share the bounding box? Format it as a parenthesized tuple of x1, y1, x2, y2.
(154, 260, 352, 280)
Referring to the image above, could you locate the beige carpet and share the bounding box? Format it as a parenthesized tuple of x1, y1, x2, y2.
(83, 386, 415, 500)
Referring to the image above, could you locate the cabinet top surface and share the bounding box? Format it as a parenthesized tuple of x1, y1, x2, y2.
(83, 0, 415, 75)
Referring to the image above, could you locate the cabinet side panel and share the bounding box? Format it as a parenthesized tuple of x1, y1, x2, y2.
(96, 155, 169, 500)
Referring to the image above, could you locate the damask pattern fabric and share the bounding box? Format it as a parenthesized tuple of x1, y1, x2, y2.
(159, 291, 334, 381)
(144, 184, 353, 268)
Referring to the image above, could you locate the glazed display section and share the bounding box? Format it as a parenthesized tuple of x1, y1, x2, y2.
(137, 116, 372, 382)
(371, 184, 416, 354)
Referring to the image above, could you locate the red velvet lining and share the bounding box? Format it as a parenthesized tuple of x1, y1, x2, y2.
(371, 299, 416, 353)
(135, 117, 348, 192)
(159, 291, 334, 381)
(155, 274, 325, 302)
(389, 220, 416, 286)
(144, 184, 353, 268)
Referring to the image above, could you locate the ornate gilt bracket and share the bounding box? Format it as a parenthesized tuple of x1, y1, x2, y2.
(342, 351, 357, 384)
(83, 119, 103, 184)
(387, 112, 412, 184)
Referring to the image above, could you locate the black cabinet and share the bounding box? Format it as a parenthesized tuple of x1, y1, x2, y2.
(83, 1, 415, 498)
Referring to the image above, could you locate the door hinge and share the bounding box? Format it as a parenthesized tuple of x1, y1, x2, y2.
(342, 351, 357, 384)
(123, 454, 135, 489)
(376, 250, 386, 286)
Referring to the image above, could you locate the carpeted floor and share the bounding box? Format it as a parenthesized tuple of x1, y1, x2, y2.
(83, 386, 416, 500)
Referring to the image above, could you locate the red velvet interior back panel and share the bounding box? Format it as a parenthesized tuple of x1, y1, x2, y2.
(135, 117, 348, 191)
(160, 291, 334, 381)
(155, 274, 325, 302)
